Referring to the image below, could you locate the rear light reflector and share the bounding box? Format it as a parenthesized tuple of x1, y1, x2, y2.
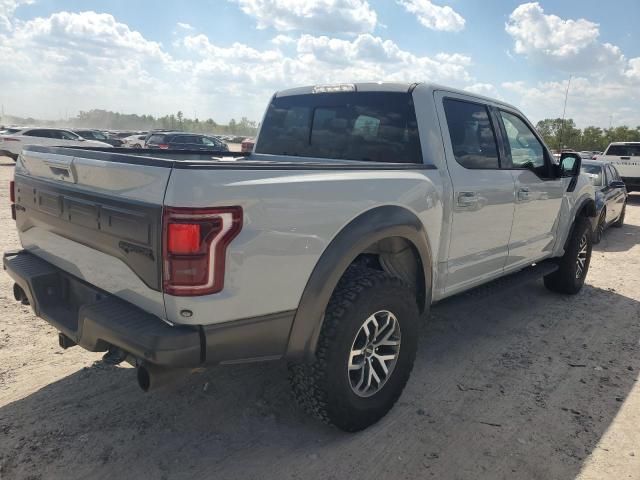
(162, 206, 242, 296)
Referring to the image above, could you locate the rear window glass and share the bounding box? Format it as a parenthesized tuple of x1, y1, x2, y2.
(605, 144, 640, 156)
(147, 134, 166, 144)
(255, 92, 423, 163)
(581, 164, 603, 187)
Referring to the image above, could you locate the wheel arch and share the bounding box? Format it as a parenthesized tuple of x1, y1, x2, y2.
(286, 205, 433, 362)
(563, 196, 597, 251)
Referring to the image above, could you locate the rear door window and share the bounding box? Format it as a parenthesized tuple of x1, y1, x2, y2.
(443, 99, 500, 169)
(581, 164, 603, 187)
(255, 91, 423, 163)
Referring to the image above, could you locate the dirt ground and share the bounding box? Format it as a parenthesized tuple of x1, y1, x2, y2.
(0, 156, 639, 480)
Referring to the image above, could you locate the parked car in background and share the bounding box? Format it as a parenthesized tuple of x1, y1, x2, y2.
(145, 132, 228, 151)
(122, 134, 147, 148)
(597, 142, 640, 191)
(578, 151, 597, 160)
(73, 129, 124, 147)
(581, 160, 627, 243)
(5, 82, 595, 431)
(0, 127, 112, 160)
(241, 137, 255, 153)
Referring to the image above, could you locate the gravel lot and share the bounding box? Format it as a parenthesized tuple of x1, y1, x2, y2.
(0, 156, 639, 480)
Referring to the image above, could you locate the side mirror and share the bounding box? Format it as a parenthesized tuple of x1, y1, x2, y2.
(560, 152, 581, 177)
(610, 180, 626, 189)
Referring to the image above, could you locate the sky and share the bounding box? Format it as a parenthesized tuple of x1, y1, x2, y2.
(0, 0, 639, 128)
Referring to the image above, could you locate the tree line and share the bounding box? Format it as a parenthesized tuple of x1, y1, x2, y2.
(1, 109, 259, 136)
(535, 118, 640, 152)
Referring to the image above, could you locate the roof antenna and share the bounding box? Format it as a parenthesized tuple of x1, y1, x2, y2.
(557, 75, 572, 152)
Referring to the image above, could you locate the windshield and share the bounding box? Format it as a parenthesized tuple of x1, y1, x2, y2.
(255, 91, 423, 164)
(581, 164, 603, 187)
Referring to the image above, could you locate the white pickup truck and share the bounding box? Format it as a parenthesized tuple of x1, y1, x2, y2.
(596, 141, 640, 191)
(4, 83, 596, 431)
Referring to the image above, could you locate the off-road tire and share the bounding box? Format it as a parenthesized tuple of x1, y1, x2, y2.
(544, 217, 592, 294)
(288, 268, 420, 432)
(613, 203, 626, 228)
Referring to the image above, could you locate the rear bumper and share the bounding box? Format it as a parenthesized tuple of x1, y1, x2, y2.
(3, 250, 295, 367)
(3, 250, 202, 367)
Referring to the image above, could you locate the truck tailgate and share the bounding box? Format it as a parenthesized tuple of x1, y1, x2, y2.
(13, 147, 171, 319)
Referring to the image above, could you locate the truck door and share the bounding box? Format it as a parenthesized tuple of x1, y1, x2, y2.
(494, 109, 564, 269)
(436, 93, 516, 294)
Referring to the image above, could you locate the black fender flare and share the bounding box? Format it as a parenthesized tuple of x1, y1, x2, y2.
(286, 205, 433, 361)
(563, 196, 597, 250)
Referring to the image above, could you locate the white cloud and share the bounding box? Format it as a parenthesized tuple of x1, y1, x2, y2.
(0, 5, 474, 122)
(625, 57, 640, 81)
(397, 0, 465, 32)
(229, 0, 377, 34)
(505, 2, 624, 72)
(464, 83, 499, 98)
(271, 33, 295, 45)
(180, 32, 473, 94)
(501, 77, 640, 128)
(176, 22, 194, 31)
(0, 0, 32, 30)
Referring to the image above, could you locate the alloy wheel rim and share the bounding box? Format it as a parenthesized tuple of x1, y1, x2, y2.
(576, 234, 588, 279)
(348, 310, 401, 398)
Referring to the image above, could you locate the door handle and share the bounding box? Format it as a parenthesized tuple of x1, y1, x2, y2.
(457, 191, 479, 208)
(517, 187, 530, 201)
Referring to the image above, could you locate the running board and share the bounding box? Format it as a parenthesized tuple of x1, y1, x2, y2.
(436, 260, 559, 305)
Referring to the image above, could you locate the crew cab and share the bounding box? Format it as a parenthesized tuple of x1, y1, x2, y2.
(596, 142, 640, 191)
(4, 83, 595, 431)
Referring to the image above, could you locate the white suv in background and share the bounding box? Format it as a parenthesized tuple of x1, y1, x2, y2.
(0, 127, 112, 161)
(597, 142, 640, 192)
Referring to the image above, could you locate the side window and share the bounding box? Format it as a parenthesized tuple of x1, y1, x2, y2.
(23, 129, 49, 138)
(443, 98, 500, 169)
(499, 111, 546, 175)
(605, 165, 616, 185)
(201, 137, 215, 146)
(59, 131, 78, 140)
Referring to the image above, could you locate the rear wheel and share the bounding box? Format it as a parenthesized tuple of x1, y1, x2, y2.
(288, 268, 420, 432)
(544, 217, 592, 294)
(613, 203, 626, 228)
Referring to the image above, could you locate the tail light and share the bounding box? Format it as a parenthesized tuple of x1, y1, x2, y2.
(2, 137, 20, 142)
(158, 144, 169, 149)
(162, 206, 242, 296)
(9, 180, 16, 220)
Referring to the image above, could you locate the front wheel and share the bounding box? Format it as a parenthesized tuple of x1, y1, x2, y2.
(288, 268, 420, 432)
(544, 217, 593, 294)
